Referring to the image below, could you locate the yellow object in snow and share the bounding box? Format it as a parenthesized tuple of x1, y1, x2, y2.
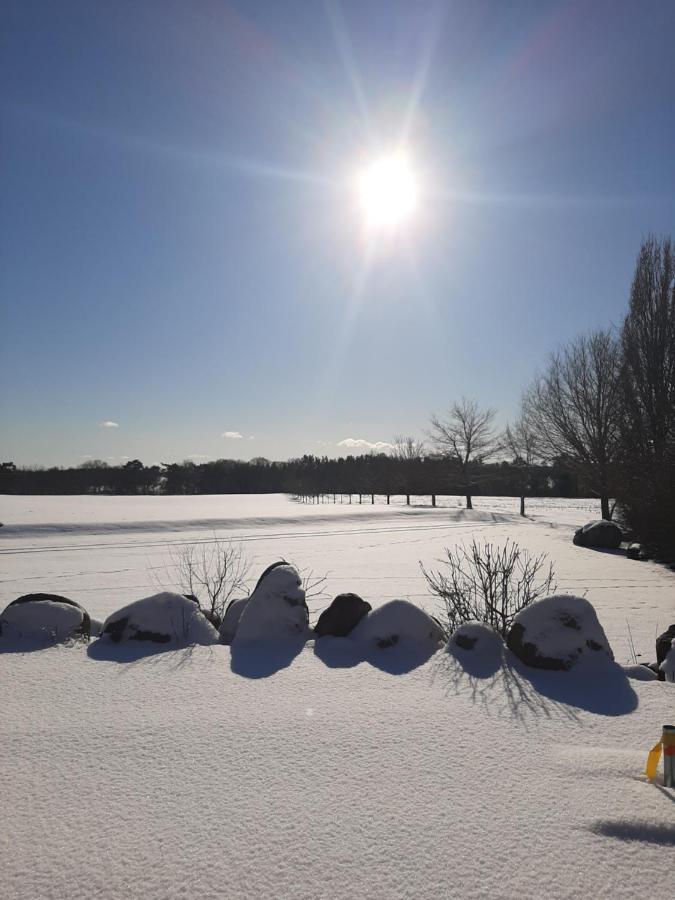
(645, 724, 675, 785)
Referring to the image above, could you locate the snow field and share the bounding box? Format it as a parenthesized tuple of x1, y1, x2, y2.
(1, 494, 674, 899)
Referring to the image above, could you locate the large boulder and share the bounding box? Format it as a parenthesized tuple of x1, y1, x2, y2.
(573, 519, 622, 549)
(656, 624, 675, 682)
(0, 593, 91, 643)
(315, 593, 371, 638)
(219, 597, 249, 645)
(506, 594, 614, 671)
(234, 562, 309, 643)
(101, 592, 219, 645)
(350, 600, 444, 650)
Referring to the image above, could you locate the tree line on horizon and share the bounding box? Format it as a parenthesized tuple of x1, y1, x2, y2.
(0, 453, 581, 504)
(2, 236, 673, 557)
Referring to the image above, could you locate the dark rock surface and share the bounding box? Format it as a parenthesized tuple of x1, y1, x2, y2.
(314, 593, 372, 638)
(573, 520, 622, 549)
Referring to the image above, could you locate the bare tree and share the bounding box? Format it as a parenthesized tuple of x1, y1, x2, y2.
(169, 537, 250, 627)
(503, 412, 541, 517)
(391, 435, 425, 505)
(428, 398, 498, 509)
(524, 329, 622, 520)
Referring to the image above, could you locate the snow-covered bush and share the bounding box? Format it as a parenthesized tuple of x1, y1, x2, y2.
(101, 592, 220, 646)
(420, 540, 556, 638)
(0, 593, 91, 644)
(506, 594, 614, 671)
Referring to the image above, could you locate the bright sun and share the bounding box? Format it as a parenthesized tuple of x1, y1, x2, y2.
(356, 153, 419, 230)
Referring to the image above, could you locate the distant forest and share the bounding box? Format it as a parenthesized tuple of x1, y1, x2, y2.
(0, 454, 580, 501)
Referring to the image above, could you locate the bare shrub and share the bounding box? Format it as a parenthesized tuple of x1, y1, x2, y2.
(169, 537, 250, 628)
(420, 540, 556, 638)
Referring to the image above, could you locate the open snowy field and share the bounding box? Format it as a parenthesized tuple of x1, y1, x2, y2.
(1, 494, 674, 899)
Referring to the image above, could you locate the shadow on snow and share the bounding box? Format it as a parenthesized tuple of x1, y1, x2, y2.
(432, 645, 638, 719)
(313, 635, 439, 675)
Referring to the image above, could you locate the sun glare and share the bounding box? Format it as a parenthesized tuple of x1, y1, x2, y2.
(356, 153, 419, 230)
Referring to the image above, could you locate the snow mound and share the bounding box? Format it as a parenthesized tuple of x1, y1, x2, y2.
(0, 593, 90, 643)
(219, 597, 249, 644)
(234, 563, 309, 643)
(507, 594, 614, 671)
(101, 592, 219, 645)
(350, 599, 444, 649)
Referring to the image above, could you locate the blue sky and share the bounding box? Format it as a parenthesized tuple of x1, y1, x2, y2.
(2, 0, 674, 467)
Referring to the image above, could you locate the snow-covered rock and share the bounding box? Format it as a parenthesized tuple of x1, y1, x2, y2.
(101, 592, 219, 645)
(659, 639, 675, 683)
(626, 542, 647, 560)
(0, 593, 91, 643)
(446, 621, 505, 677)
(448, 621, 503, 654)
(350, 599, 444, 650)
(233, 563, 309, 643)
(573, 519, 622, 549)
(314, 592, 371, 638)
(656, 624, 675, 681)
(219, 597, 249, 644)
(506, 594, 614, 671)
(624, 664, 659, 681)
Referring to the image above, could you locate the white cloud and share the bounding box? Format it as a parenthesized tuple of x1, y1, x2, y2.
(186, 454, 210, 460)
(99, 420, 119, 428)
(337, 438, 394, 452)
(222, 431, 244, 439)
(248, 435, 255, 440)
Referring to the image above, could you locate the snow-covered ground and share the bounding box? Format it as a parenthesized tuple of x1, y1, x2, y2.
(1, 494, 674, 899)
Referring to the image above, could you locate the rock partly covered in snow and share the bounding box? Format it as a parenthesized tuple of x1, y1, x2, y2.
(626, 543, 647, 560)
(101, 592, 219, 645)
(446, 621, 504, 677)
(656, 624, 675, 682)
(506, 594, 614, 671)
(219, 597, 249, 644)
(0, 593, 92, 643)
(233, 562, 309, 643)
(350, 599, 444, 650)
(659, 639, 675, 683)
(314, 593, 372, 638)
(624, 664, 659, 681)
(573, 519, 622, 549)
(449, 621, 503, 653)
